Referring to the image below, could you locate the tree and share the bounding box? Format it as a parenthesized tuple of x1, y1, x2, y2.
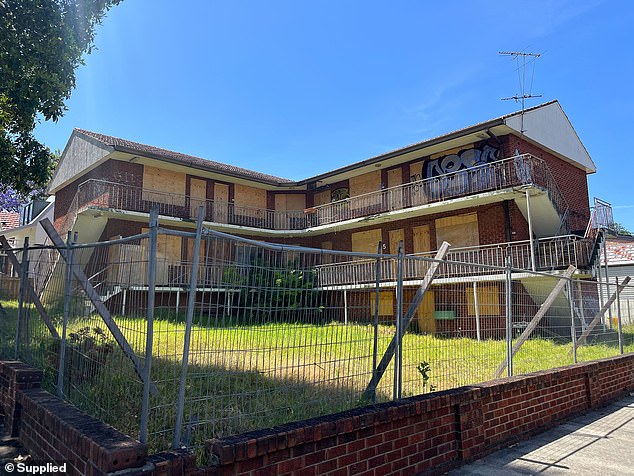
(0, 149, 59, 211)
(611, 222, 632, 236)
(0, 0, 122, 195)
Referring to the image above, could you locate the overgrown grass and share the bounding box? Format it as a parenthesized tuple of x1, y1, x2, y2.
(2, 298, 634, 457)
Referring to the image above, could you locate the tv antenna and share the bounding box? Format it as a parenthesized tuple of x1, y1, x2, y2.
(499, 51, 542, 133)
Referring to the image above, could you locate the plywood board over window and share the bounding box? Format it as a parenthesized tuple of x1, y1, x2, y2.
(314, 189, 331, 206)
(466, 284, 501, 316)
(413, 225, 431, 253)
(234, 184, 266, 218)
(351, 229, 382, 254)
(350, 170, 381, 196)
(189, 178, 207, 218)
(370, 291, 394, 316)
(409, 161, 424, 182)
(389, 229, 404, 254)
(416, 291, 436, 333)
(141, 227, 182, 285)
(349, 170, 382, 209)
(142, 166, 186, 206)
(435, 213, 479, 248)
(387, 168, 403, 210)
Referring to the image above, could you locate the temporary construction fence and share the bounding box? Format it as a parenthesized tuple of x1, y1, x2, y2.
(0, 209, 633, 458)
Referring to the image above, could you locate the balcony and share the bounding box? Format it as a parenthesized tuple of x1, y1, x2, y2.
(72, 154, 569, 233)
(315, 235, 594, 287)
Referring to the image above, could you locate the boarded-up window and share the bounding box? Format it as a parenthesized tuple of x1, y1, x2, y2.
(189, 178, 207, 218)
(435, 213, 479, 248)
(314, 189, 331, 206)
(388, 229, 404, 254)
(350, 170, 381, 196)
(141, 228, 182, 285)
(142, 166, 186, 206)
(409, 161, 423, 182)
(275, 194, 306, 211)
(350, 171, 381, 210)
(234, 184, 266, 218)
(466, 284, 500, 316)
(351, 229, 382, 253)
(142, 228, 182, 264)
(413, 225, 431, 253)
(371, 291, 393, 316)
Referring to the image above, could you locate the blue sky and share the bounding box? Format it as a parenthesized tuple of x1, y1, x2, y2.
(36, 0, 634, 230)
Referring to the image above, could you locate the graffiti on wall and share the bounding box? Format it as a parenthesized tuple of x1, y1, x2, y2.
(409, 145, 500, 182)
(409, 145, 500, 200)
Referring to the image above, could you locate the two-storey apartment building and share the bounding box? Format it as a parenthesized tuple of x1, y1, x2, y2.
(45, 100, 605, 336)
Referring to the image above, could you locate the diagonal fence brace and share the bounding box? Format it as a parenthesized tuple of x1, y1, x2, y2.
(495, 265, 576, 378)
(0, 235, 60, 340)
(39, 219, 157, 393)
(572, 276, 631, 351)
(362, 241, 451, 400)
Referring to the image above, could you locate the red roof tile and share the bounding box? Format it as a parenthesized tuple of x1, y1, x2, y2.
(0, 211, 19, 231)
(75, 129, 294, 185)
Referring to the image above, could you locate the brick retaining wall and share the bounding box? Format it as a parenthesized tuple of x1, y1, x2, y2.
(1, 354, 633, 475)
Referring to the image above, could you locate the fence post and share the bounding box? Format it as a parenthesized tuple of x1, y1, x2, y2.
(173, 208, 204, 449)
(567, 280, 577, 364)
(505, 253, 513, 377)
(140, 207, 159, 444)
(602, 236, 611, 328)
(394, 241, 404, 400)
(473, 281, 481, 342)
(371, 241, 382, 404)
(57, 232, 74, 398)
(15, 237, 29, 359)
(616, 277, 623, 354)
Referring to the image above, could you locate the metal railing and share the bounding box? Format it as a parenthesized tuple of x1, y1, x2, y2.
(75, 179, 310, 230)
(71, 154, 569, 232)
(310, 154, 570, 231)
(1, 211, 632, 459)
(316, 235, 593, 287)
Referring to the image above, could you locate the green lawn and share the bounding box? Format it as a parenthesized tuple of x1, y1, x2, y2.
(2, 298, 633, 455)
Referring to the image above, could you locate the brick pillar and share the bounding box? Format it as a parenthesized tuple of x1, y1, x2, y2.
(584, 362, 601, 409)
(455, 389, 485, 461)
(0, 361, 42, 437)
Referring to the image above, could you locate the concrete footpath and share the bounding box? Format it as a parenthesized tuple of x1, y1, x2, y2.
(449, 394, 634, 475)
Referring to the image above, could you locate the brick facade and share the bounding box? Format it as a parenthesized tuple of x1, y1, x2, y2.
(2, 355, 633, 476)
(504, 135, 590, 233)
(53, 160, 143, 231)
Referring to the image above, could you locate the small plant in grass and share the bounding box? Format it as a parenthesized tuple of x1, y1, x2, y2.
(416, 360, 436, 393)
(48, 326, 114, 387)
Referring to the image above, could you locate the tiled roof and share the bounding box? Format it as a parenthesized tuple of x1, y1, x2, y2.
(0, 211, 19, 231)
(74, 101, 560, 187)
(604, 237, 634, 265)
(75, 129, 294, 185)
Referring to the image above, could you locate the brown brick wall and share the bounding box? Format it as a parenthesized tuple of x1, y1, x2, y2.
(504, 135, 590, 234)
(0, 361, 147, 476)
(193, 354, 634, 476)
(53, 159, 143, 231)
(2, 355, 634, 476)
(291, 201, 529, 253)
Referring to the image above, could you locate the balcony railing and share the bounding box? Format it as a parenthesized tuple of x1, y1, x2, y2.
(73, 153, 569, 232)
(315, 235, 593, 287)
(310, 154, 570, 231)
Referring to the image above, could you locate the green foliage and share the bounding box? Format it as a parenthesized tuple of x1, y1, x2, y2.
(227, 254, 323, 321)
(0, 0, 122, 194)
(610, 222, 632, 236)
(416, 360, 437, 393)
(48, 326, 114, 387)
